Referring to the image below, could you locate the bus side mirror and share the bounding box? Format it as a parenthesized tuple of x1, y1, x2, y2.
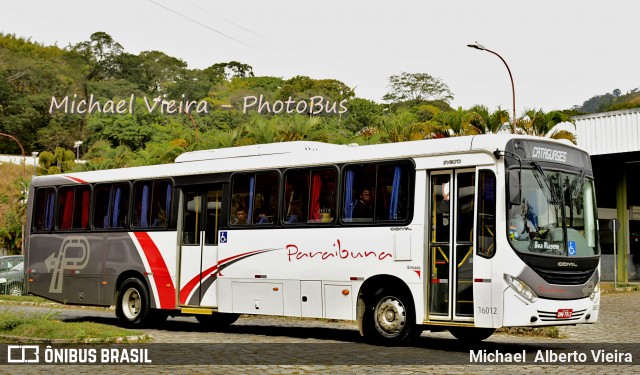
(508, 171, 521, 205)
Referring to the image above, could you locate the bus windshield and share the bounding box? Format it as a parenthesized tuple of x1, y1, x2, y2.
(507, 167, 599, 257)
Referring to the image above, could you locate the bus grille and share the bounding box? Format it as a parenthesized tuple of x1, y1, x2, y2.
(530, 267, 596, 285)
(537, 308, 587, 322)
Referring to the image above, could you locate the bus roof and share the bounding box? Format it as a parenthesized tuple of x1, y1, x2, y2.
(31, 134, 586, 187)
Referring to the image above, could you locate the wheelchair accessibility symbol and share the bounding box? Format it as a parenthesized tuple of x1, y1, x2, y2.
(219, 231, 227, 243)
(568, 241, 576, 256)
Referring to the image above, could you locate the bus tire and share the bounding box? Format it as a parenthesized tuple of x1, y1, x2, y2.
(196, 313, 241, 328)
(116, 278, 150, 327)
(362, 287, 416, 345)
(448, 327, 496, 342)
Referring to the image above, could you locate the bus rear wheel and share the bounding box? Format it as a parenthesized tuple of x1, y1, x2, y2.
(363, 287, 416, 345)
(116, 278, 150, 328)
(196, 313, 241, 328)
(448, 327, 496, 342)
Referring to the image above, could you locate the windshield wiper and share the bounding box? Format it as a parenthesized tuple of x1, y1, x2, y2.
(531, 160, 558, 205)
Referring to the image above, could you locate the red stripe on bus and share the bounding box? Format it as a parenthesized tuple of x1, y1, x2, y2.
(179, 248, 277, 305)
(134, 232, 175, 309)
(65, 176, 88, 184)
(180, 263, 217, 305)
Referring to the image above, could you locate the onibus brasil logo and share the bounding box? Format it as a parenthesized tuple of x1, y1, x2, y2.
(45, 236, 90, 293)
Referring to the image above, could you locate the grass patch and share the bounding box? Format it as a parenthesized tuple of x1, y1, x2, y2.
(0, 309, 150, 343)
(498, 326, 561, 339)
(0, 295, 54, 304)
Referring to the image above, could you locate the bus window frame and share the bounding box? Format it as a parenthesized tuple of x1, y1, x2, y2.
(281, 165, 340, 227)
(90, 181, 132, 232)
(31, 186, 58, 233)
(476, 169, 497, 259)
(130, 178, 175, 231)
(339, 159, 415, 226)
(55, 184, 93, 232)
(229, 170, 282, 228)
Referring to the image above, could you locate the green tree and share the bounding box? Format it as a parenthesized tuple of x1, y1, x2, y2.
(73, 31, 124, 81)
(0, 176, 29, 254)
(37, 147, 76, 175)
(383, 72, 453, 104)
(79, 140, 134, 170)
(342, 98, 384, 133)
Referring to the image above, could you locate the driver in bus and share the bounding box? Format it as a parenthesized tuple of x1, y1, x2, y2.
(509, 195, 538, 241)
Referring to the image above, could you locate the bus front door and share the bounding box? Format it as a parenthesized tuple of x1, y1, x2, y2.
(428, 170, 475, 322)
(178, 185, 224, 307)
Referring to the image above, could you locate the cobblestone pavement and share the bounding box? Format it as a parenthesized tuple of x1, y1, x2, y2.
(4, 291, 639, 374)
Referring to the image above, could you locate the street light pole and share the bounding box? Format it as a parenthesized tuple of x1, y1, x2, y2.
(32, 151, 39, 176)
(74, 141, 83, 161)
(467, 42, 516, 134)
(0, 132, 26, 173)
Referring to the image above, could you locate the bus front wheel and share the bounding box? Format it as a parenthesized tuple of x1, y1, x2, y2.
(363, 287, 416, 345)
(116, 278, 150, 327)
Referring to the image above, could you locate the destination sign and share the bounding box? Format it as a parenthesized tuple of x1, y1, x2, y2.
(531, 146, 567, 162)
(504, 139, 592, 173)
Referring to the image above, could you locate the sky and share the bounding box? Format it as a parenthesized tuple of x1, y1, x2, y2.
(1, 0, 639, 115)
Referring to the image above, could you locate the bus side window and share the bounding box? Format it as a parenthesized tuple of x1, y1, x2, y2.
(132, 180, 172, 229)
(92, 183, 129, 229)
(230, 172, 279, 226)
(284, 169, 308, 225)
(58, 186, 91, 231)
(309, 168, 336, 224)
(476, 170, 496, 258)
(33, 187, 56, 231)
(343, 162, 410, 223)
(343, 165, 375, 222)
(253, 172, 278, 224)
(376, 163, 409, 221)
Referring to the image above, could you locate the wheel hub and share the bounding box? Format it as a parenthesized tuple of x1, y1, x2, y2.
(375, 297, 406, 335)
(123, 288, 141, 319)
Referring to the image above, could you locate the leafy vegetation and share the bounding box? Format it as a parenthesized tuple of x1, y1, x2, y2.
(576, 88, 640, 113)
(0, 163, 29, 254)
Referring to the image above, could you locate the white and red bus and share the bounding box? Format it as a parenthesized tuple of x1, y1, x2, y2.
(24, 134, 600, 344)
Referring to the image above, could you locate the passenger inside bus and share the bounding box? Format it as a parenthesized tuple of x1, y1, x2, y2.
(255, 208, 272, 224)
(231, 207, 248, 225)
(352, 188, 374, 220)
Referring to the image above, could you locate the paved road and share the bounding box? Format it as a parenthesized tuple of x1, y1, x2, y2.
(2, 291, 639, 373)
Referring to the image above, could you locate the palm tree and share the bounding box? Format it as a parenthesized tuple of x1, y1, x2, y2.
(433, 107, 483, 136)
(518, 109, 576, 143)
(276, 115, 322, 142)
(468, 105, 510, 134)
(242, 114, 279, 144)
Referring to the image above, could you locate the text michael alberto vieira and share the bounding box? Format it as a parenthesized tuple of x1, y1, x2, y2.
(49, 94, 349, 115)
(470, 349, 633, 363)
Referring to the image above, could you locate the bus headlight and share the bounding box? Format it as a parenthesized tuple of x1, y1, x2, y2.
(590, 283, 600, 301)
(504, 274, 538, 303)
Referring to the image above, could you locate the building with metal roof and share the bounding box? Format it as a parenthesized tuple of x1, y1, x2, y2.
(573, 108, 640, 282)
